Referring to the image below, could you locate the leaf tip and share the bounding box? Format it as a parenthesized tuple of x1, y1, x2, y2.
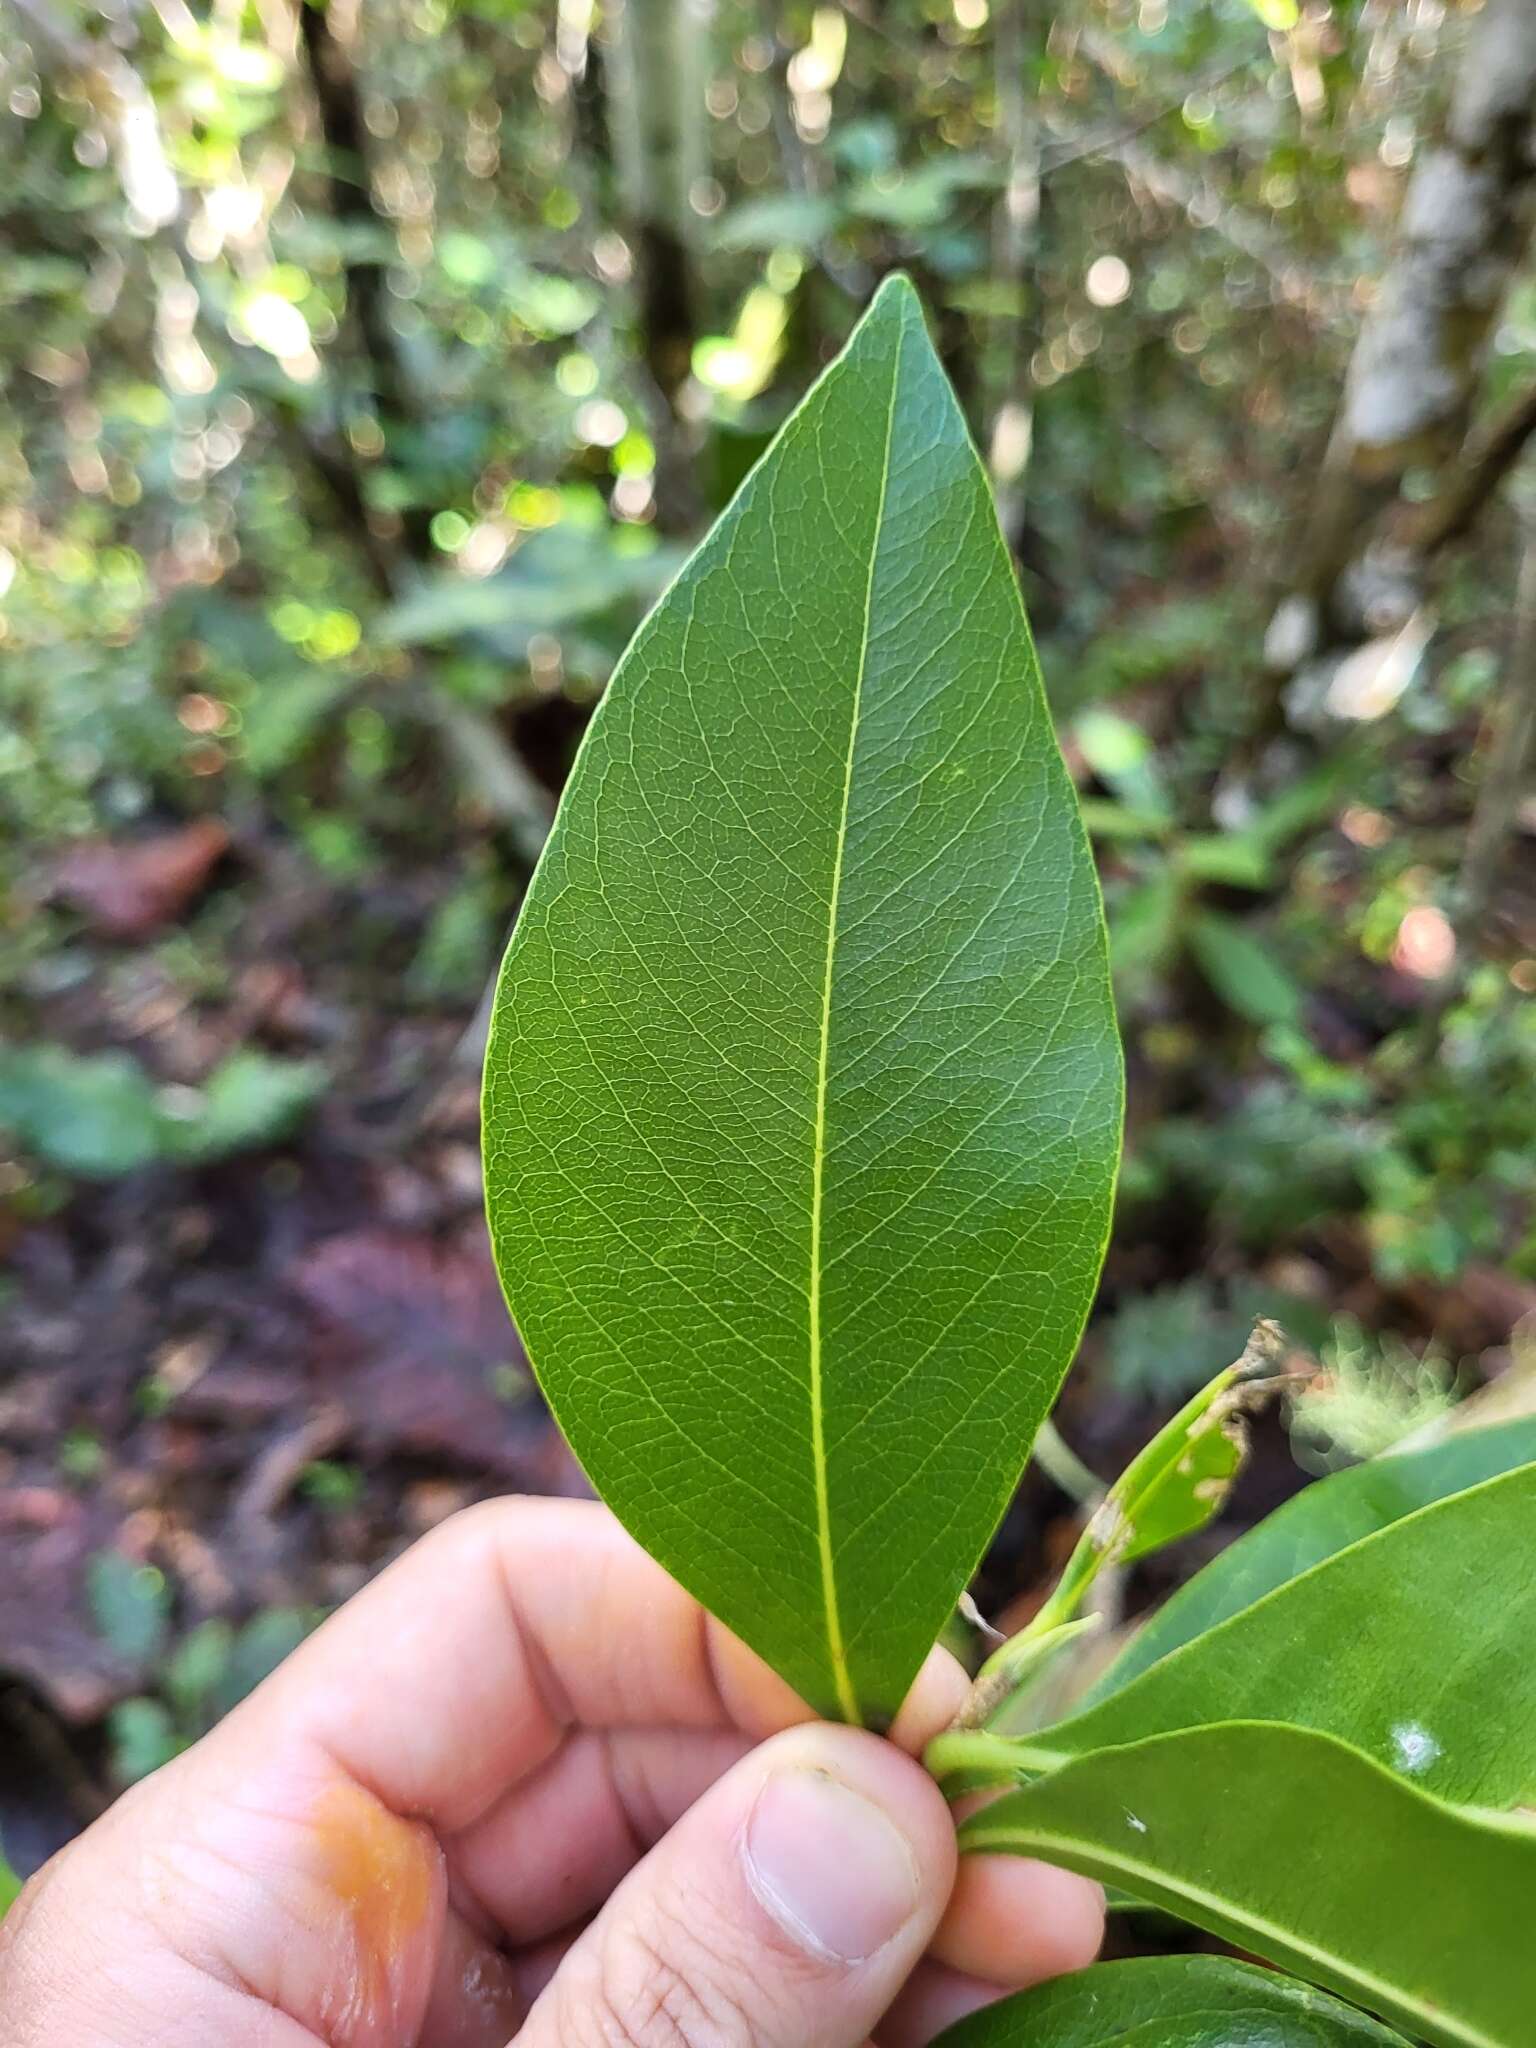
(865, 268, 925, 332)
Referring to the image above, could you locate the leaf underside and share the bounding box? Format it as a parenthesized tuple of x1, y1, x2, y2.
(931, 1955, 1412, 2046)
(484, 276, 1121, 1724)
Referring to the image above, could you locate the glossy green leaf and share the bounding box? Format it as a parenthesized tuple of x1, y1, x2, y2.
(484, 276, 1122, 1725)
(932, 1956, 1412, 2046)
(963, 1721, 1536, 2048)
(1097, 1417, 1536, 1698)
(1018, 1463, 1536, 1810)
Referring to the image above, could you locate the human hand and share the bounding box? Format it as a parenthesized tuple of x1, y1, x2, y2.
(0, 1499, 1101, 2046)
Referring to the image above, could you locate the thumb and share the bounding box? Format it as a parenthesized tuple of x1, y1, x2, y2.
(517, 1722, 958, 2048)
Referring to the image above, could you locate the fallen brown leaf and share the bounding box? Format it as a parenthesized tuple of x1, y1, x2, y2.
(54, 819, 231, 941)
(290, 1226, 541, 1473)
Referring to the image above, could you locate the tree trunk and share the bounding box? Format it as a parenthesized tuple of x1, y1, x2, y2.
(296, 0, 436, 559)
(1267, 0, 1536, 685)
(603, 0, 712, 529)
(984, 0, 1044, 562)
(1462, 491, 1536, 924)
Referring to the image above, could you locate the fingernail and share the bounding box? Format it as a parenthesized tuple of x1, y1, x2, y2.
(743, 1767, 922, 1965)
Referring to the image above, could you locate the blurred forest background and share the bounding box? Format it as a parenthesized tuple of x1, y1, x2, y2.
(3, 0, 1536, 1885)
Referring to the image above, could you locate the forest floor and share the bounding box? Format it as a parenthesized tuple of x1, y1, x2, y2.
(5, 756, 1534, 1892)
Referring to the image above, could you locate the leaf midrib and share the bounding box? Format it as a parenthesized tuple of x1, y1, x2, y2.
(807, 313, 905, 1726)
(965, 1818, 1498, 2048)
(964, 1742, 1503, 2048)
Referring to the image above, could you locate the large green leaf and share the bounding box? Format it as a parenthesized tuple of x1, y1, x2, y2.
(1016, 1464, 1536, 1809)
(1097, 1418, 1536, 1699)
(932, 1956, 1412, 2046)
(483, 276, 1121, 1725)
(963, 1721, 1536, 2048)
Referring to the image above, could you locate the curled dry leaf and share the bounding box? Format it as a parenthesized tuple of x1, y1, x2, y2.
(53, 819, 231, 941)
(290, 1227, 557, 1479)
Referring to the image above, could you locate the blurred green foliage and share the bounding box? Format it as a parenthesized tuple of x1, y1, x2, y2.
(88, 1549, 317, 1783)
(2, 0, 1533, 1423)
(105, 1608, 318, 1783)
(0, 1046, 326, 1178)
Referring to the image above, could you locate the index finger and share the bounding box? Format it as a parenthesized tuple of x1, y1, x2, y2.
(217, 1496, 968, 1835)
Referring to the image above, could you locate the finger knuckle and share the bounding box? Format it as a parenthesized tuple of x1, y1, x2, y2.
(426, 1495, 516, 1567)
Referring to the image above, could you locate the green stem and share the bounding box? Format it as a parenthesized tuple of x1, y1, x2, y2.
(1031, 1418, 1105, 1506)
(946, 1327, 1295, 1749)
(960, 1610, 1102, 1731)
(925, 1727, 1051, 1791)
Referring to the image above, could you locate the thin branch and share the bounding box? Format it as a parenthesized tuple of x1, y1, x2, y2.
(1040, 52, 1256, 180)
(410, 694, 554, 869)
(1272, 0, 1536, 662)
(272, 414, 400, 598)
(1460, 499, 1536, 923)
(1109, 139, 1321, 318)
(600, 0, 707, 532)
(1030, 1418, 1103, 1508)
(295, 0, 414, 430)
(983, 0, 1045, 555)
(1407, 379, 1536, 558)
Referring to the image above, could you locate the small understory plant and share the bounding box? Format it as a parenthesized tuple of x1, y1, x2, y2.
(483, 277, 1536, 2048)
